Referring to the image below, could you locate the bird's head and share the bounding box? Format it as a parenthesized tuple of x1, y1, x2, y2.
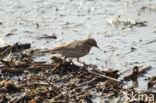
(85, 38, 99, 49)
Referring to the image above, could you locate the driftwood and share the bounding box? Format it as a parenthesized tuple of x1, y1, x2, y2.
(37, 34, 57, 39)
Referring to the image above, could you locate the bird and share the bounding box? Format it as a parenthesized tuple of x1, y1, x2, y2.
(36, 38, 99, 65)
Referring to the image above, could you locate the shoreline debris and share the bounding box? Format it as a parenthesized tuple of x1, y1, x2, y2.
(0, 43, 155, 103)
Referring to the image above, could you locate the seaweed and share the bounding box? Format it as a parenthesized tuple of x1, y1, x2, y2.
(0, 43, 155, 103)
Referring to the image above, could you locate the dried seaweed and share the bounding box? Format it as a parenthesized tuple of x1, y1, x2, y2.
(0, 43, 31, 59)
(0, 43, 155, 103)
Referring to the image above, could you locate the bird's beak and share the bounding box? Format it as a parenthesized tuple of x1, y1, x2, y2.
(96, 45, 100, 49)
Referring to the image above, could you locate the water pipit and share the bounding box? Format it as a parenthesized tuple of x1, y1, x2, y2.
(37, 38, 99, 65)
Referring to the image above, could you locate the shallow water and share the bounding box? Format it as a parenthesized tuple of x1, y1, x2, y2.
(0, 0, 156, 91)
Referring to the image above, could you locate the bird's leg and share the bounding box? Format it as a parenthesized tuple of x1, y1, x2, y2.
(69, 58, 75, 65)
(77, 58, 87, 68)
(63, 56, 67, 64)
(77, 58, 84, 64)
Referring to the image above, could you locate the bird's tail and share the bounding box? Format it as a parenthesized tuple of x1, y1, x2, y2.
(35, 48, 59, 54)
(36, 47, 62, 54)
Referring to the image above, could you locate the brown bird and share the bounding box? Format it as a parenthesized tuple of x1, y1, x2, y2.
(37, 38, 99, 65)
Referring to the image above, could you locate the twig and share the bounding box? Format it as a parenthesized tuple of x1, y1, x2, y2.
(88, 71, 120, 82)
(79, 77, 98, 87)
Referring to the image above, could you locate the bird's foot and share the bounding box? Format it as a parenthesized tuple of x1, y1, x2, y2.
(82, 62, 89, 69)
(69, 59, 75, 65)
(62, 59, 66, 64)
(77, 58, 88, 69)
(62, 57, 67, 64)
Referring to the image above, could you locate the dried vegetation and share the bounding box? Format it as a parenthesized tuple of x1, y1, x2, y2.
(0, 43, 155, 103)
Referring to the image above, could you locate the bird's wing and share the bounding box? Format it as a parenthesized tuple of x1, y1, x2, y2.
(36, 39, 82, 54)
(60, 40, 79, 47)
(36, 46, 65, 54)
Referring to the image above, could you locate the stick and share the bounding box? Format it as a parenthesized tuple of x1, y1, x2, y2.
(88, 71, 120, 82)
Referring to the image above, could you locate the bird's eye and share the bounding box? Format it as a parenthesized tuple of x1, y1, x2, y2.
(89, 40, 95, 45)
